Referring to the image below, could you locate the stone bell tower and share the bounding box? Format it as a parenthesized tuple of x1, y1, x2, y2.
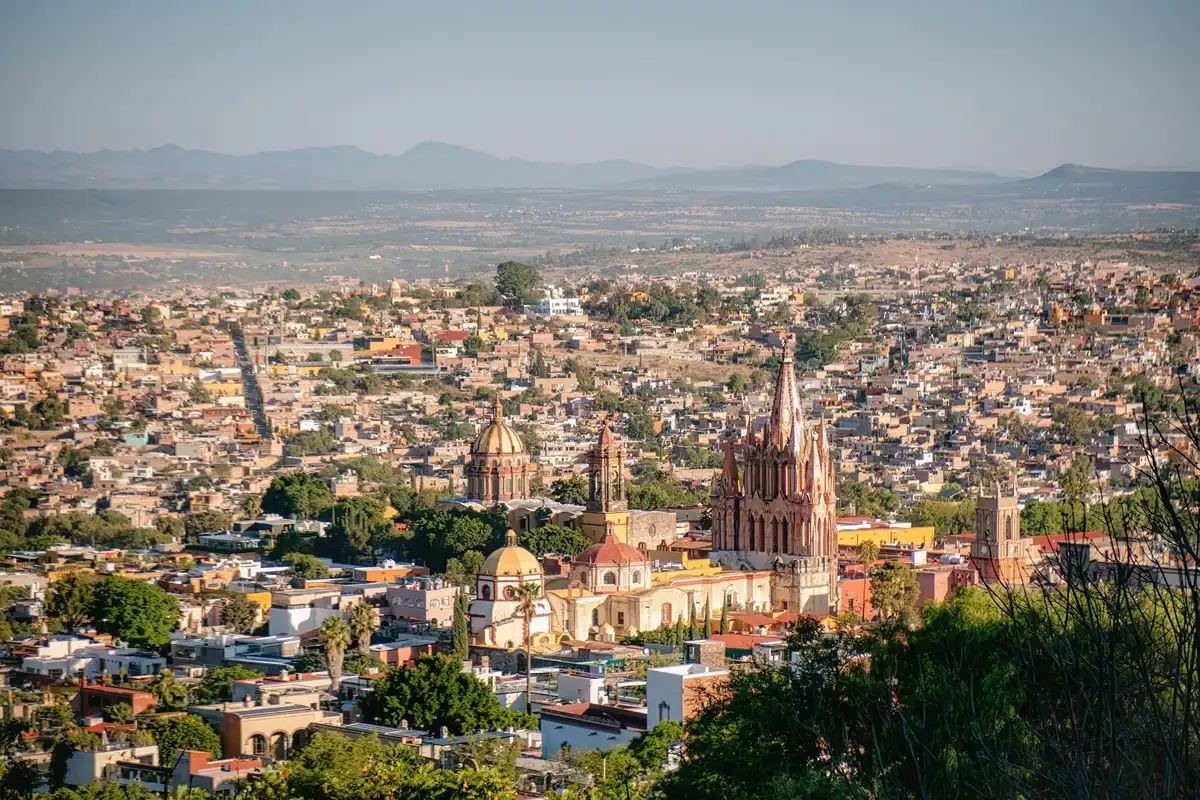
(970, 475, 1029, 583)
(581, 419, 631, 544)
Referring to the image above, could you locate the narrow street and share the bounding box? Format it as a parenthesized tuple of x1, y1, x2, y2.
(231, 325, 272, 440)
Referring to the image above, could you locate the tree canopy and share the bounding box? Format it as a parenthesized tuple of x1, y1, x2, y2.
(89, 576, 180, 649)
(261, 472, 334, 520)
(359, 654, 525, 735)
(494, 261, 540, 300)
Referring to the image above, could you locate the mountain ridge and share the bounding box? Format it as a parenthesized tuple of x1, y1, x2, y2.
(0, 143, 1197, 195)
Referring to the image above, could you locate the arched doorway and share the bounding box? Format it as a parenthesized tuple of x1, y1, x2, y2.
(270, 731, 289, 761)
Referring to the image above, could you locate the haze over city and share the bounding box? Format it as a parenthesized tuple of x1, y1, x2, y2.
(2, 0, 1199, 172)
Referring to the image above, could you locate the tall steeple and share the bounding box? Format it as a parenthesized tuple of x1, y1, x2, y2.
(720, 438, 741, 495)
(768, 344, 802, 450)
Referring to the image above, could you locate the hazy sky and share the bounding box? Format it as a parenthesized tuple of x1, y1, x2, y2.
(2, 0, 1198, 171)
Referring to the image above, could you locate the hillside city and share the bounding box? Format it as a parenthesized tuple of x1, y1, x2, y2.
(0, 242, 1198, 799)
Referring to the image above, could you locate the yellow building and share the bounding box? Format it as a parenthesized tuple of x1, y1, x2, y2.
(837, 523, 935, 550)
(206, 382, 244, 399)
(356, 336, 408, 353)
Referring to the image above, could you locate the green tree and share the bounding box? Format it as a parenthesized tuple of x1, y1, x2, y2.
(238, 493, 263, 519)
(359, 654, 518, 735)
(46, 573, 95, 631)
(192, 666, 262, 704)
(349, 601, 377, 654)
(220, 593, 260, 634)
(549, 473, 589, 505)
(494, 261, 541, 299)
(403, 507, 504, 573)
(512, 582, 541, 714)
(321, 616, 352, 691)
(283, 551, 330, 579)
(869, 561, 919, 620)
(326, 497, 389, 562)
(726, 373, 749, 394)
(147, 669, 188, 711)
(146, 715, 221, 762)
(33, 396, 65, 429)
(89, 576, 180, 649)
(103, 703, 134, 724)
(261, 472, 334, 519)
(452, 593, 470, 662)
(234, 730, 516, 800)
(183, 509, 231, 541)
(518, 523, 591, 558)
(627, 480, 702, 510)
(443, 550, 485, 589)
(281, 288, 301, 302)
(855, 539, 880, 566)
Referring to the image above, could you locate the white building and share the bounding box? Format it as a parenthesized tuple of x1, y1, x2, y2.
(20, 640, 166, 680)
(532, 297, 583, 317)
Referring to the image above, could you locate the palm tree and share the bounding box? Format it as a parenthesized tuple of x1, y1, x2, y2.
(348, 601, 376, 654)
(321, 616, 352, 692)
(148, 668, 188, 710)
(512, 582, 541, 715)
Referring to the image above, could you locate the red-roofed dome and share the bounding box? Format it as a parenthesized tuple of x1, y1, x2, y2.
(576, 533, 648, 567)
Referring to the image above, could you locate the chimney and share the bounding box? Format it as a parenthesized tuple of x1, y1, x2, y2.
(400, 719, 408, 730)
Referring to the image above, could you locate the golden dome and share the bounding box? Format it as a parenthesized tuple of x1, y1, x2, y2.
(472, 399, 527, 456)
(481, 530, 543, 577)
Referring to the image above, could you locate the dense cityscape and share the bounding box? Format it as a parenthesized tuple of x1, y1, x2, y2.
(4, 2, 1200, 798)
(0, 232, 1196, 798)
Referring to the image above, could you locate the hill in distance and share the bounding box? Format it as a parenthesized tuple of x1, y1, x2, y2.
(0, 142, 693, 190)
(0, 144, 1197, 199)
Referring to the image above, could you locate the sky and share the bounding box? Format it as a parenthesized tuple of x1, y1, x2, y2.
(1, 0, 1198, 172)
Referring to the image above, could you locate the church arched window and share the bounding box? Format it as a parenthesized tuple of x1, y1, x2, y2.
(661, 603, 672, 627)
(603, 572, 617, 585)
(481, 584, 491, 600)
(631, 571, 641, 584)
(591, 609, 599, 627)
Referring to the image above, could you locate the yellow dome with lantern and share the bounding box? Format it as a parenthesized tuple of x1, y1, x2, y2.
(481, 530, 542, 578)
(471, 398, 527, 456)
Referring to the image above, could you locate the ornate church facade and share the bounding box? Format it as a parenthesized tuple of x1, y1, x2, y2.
(710, 350, 839, 613)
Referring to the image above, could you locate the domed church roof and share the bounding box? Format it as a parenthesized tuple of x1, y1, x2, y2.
(481, 530, 543, 578)
(471, 398, 527, 456)
(576, 532, 648, 567)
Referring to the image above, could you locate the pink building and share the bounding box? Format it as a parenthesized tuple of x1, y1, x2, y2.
(385, 577, 459, 627)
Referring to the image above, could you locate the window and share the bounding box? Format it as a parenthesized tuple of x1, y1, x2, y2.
(481, 584, 492, 600)
(617, 612, 625, 626)
(658, 701, 671, 722)
(631, 571, 641, 584)
(603, 572, 617, 585)
(249, 735, 268, 756)
(504, 586, 517, 600)
(661, 603, 672, 626)
(591, 609, 599, 627)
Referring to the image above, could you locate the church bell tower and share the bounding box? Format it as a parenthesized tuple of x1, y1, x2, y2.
(581, 420, 631, 544)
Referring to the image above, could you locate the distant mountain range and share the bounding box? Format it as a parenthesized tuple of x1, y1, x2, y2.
(0, 143, 1198, 197)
